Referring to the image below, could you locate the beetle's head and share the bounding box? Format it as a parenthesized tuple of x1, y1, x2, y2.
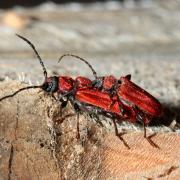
(42, 76, 58, 93)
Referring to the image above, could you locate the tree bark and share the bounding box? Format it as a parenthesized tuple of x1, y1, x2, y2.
(0, 82, 179, 180)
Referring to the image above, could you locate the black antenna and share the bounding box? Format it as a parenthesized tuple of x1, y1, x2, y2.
(58, 54, 98, 79)
(0, 85, 41, 102)
(16, 34, 47, 79)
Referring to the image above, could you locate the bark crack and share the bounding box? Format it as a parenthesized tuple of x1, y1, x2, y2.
(46, 104, 61, 180)
(7, 97, 19, 180)
(8, 144, 14, 180)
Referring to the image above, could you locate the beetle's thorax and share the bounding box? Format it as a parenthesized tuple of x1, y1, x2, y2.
(103, 75, 117, 91)
(58, 76, 75, 93)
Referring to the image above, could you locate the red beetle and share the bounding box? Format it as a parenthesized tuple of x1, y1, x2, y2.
(0, 35, 163, 148)
(59, 54, 163, 118)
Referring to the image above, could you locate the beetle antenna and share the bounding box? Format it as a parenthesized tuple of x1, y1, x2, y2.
(58, 54, 98, 79)
(0, 85, 41, 102)
(16, 34, 47, 79)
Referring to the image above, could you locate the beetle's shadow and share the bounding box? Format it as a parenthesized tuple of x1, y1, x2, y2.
(149, 103, 180, 129)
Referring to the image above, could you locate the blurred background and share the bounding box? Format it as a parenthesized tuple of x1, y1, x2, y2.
(0, 0, 146, 8)
(0, 0, 179, 117)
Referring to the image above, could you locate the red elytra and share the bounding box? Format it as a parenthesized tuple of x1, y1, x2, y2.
(118, 76, 163, 117)
(75, 88, 137, 122)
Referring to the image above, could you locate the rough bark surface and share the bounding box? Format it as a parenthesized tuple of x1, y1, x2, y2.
(0, 82, 179, 180)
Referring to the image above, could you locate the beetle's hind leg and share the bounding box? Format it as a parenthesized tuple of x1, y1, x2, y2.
(112, 118, 130, 149)
(143, 123, 159, 149)
(138, 112, 160, 149)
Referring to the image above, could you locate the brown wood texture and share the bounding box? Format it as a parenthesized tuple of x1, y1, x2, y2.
(0, 82, 179, 180)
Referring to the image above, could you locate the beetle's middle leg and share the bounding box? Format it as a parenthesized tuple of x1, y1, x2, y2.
(74, 104, 81, 139)
(68, 101, 81, 140)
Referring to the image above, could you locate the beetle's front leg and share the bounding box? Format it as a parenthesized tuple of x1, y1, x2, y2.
(73, 103, 81, 139)
(68, 98, 82, 140)
(50, 92, 58, 101)
(51, 93, 69, 125)
(58, 93, 69, 113)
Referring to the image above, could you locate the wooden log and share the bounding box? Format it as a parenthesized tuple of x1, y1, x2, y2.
(0, 82, 179, 180)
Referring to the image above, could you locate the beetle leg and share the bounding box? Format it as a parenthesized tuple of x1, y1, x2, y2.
(54, 113, 75, 124)
(137, 112, 159, 148)
(143, 123, 147, 138)
(50, 92, 58, 101)
(77, 103, 104, 127)
(71, 102, 81, 139)
(112, 118, 130, 149)
(90, 113, 104, 127)
(76, 112, 80, 139)
(48, 93, 70, 125)
(143, 120, 160, 149)
(53, 95, 69, 124)
(58, 95, 68, 115)
(60, 100, 68, 116)
(73, 103, 105, 137)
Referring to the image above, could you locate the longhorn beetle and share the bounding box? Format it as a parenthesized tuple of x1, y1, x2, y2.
(0, 35, 163, 149)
